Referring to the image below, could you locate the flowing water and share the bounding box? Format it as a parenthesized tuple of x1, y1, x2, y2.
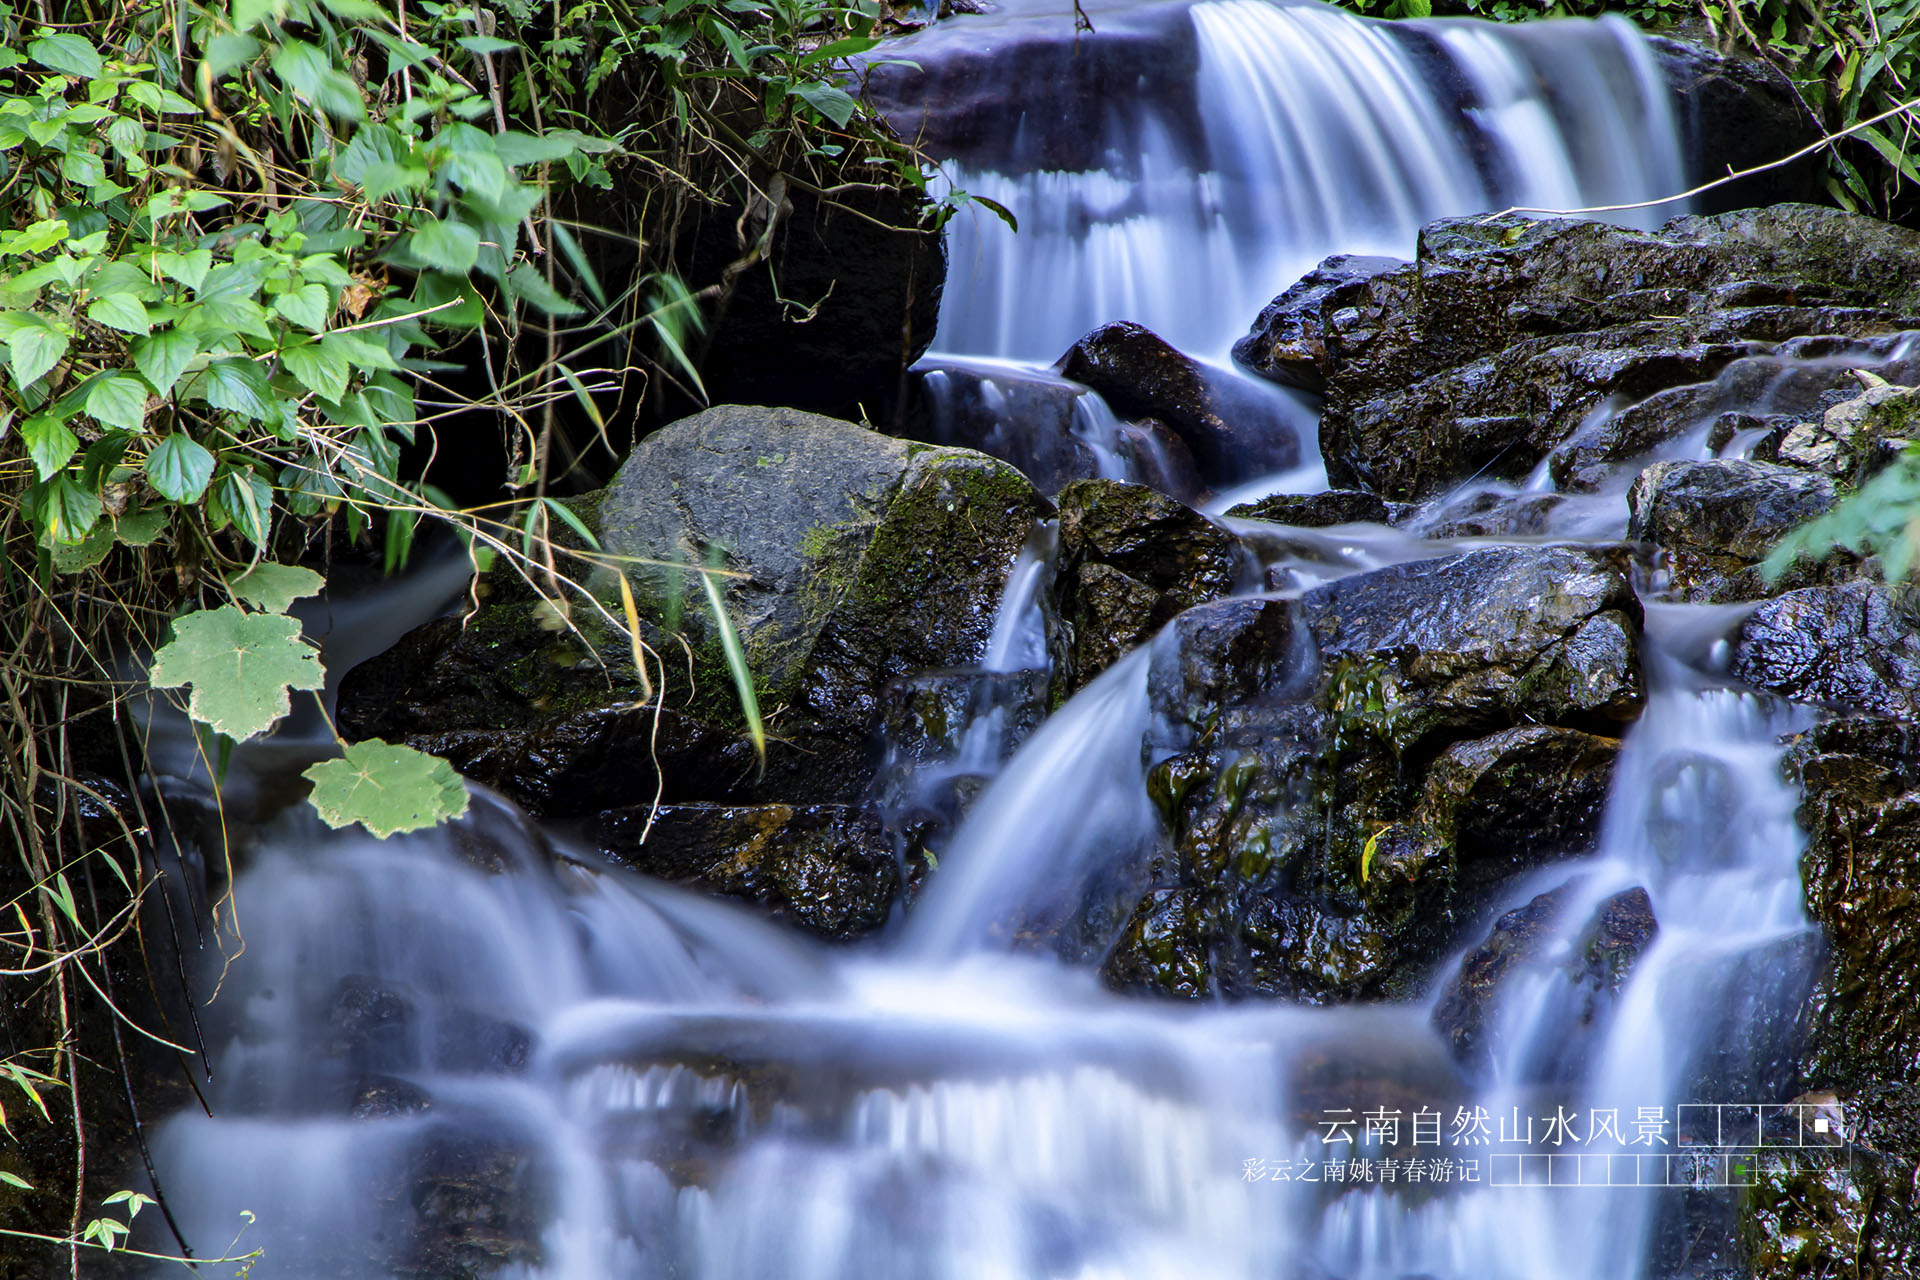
(148, 2, 1837, 1277)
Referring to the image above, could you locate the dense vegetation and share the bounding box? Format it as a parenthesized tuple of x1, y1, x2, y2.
(0, 0, 940, 1265)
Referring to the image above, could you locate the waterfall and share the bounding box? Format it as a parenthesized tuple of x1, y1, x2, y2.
(139, 5, 1841, 1279)
(930, 1, 1687, 361)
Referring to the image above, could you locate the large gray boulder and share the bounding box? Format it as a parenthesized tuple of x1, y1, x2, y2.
(339, 405, 1050, 812)
(1626, 458, 1838, 601)
(1731, 583, 1920, 721)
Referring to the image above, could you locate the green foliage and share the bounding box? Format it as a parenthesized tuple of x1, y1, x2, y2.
(147, 606, 325, 740)
(304, 739, 472, 837)
(1767, 444, 1920, 581)
(1331, 0, 1920, 217)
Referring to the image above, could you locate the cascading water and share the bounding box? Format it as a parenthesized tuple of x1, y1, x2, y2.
(930, 0, 1687, 361)
(141, 5, 1849, 1279)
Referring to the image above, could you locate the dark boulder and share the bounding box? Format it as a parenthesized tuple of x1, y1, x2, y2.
(1224, 489, 1393, 528)
(590, 803, 898, 940)
(1774, 379, 1920, 479)
(909, 359, 1207, 501)
(1731, 584, 1920, 720)
(1431, 882, 1579, 1071)
(1237, 207, 1920, 502)
(862, 2, 1204, 175)
(1784, 719, 1920, 1089)
(1054, 322, 1303, 482)
(1300, 544, 1644, 747)
(1053, 479, 1243, 693)
(1106, 546, 1643, 1003)
(1230, 254, 1406, 392)
(1646, 36, 1823, 213)
(1626, 458, 1838, 601)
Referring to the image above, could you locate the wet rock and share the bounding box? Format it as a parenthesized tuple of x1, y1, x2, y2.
(1431, 883, 1579, 1070)
(1301, 544, 1645, 746)
(1224, 489, 1392, 527)
(1417, 727, 1621, 892)
(1053, 479, 1243, 692)
(1647, 36, 1823, 214)
(1740, 1133, 1920, 1280)
(1567, 886, 1659, 1002)
(352, 1075, 435, 1119)
(1731, 584, 1920, 720)
(1053, 322, 1302, 482)
(1102, 888, 1215, 1000)
(863, 2, 1203, 174)
(341, 406, 1048, 812)
(1108, 547, 1643, 1004)
(1231, 254, 1406, 392)
(910, 360, 1209, 502)
(327, 976, 534, 1076)
(1626, 458, 1839, 601)
(1243, 207, 1920, 501)
(384, 1129, 548, 1279)
(1775, 379, 1920, 478)
(1784, 719, 1920, 1090)
(590, 803, 898, 940)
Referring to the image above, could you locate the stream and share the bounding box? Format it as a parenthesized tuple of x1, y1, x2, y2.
(146, 2, 1845, 1277)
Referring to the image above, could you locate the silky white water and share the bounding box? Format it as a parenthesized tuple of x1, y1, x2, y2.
(142, 3, 1821, 1277)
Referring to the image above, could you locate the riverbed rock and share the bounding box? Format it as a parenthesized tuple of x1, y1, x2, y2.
(1730, 583, 1920, 721)
(1241, 207, 1920, 502)
(1646, 35, 1824, 213)
(1626, 458, 1839, 601)
(1430, 882, 1577, 1070)
(590, 803, 897, 940)
(1053, 479, 1242, 694)
(1231, 254, 1407, 392)
(1224, 489, 1393, 528)
(1104, 545, 1642, 1003)
(1054, 322, 1302, 482)
(1785, 719, 1920, 1090)
(339, 406, 1049, 812)
(1774, 379, 1920, 478)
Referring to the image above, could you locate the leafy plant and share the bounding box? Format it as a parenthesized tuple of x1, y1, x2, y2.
(0, 0, 946, 1259)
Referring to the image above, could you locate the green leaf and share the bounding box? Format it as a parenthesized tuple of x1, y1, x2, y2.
(148, 606, 324, 741)
(84, 373, 148, 433)
(132, 329, 198, 396)
(22, 414, 78, 480)
(29, 475, 102, 544)
(4, 315, 70, 388)
(282, 339, 350, 403)
(112, 505, 169, 546)
(154, 249, 213, 291)
(456, 34, 518, 55)
(800, 35, 882, 66)
(200, 357, 274, 420)
(210, 467, 274, 546)
(0, 1171, 32, 1190)
(28, 34, 103, 79)
(107, 115, 147, 162)
(143, 432, 216, 502)
(788, 82, 857, 128)
(698, 566, 765, 770)
(505, 263, 581, 317)
(88, 291, 151, 336)
(492, 131, 578, 168)
(304, 739, 470, 837)
(270, 40, 367, 123)
(409, 218, 480, 275)
(229, 563, 323, 612)
(271, 281, 333, 332)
